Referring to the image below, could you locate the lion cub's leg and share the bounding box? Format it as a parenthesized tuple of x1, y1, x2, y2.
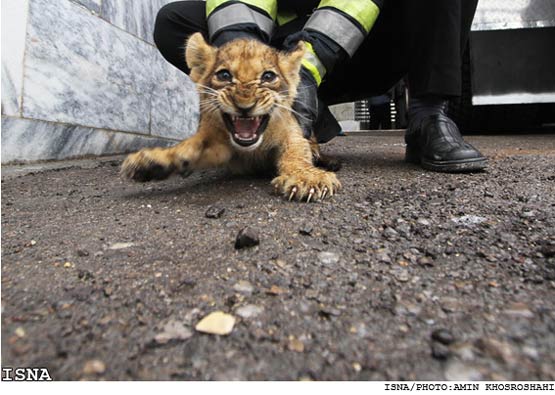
(272, 131, 341, 202)
(121, 128, 232, 182)
(309, 138, 342, 172)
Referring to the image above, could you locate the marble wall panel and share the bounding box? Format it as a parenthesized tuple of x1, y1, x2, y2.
(1, 116, 174, 163)
(150, 54, 199, 140)
(72, 0, 102, 14)
(101, 0, 177, 43)
(1, 0, 29, 116)
(23, 0, 155, 134)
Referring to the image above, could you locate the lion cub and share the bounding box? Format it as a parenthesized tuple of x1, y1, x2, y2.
(121, 33, 340, 202)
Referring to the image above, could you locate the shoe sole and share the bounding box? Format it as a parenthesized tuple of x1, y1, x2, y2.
(406, 150, 488, 173)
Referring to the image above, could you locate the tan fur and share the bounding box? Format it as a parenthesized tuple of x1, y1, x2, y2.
(121, 33, 340, 201)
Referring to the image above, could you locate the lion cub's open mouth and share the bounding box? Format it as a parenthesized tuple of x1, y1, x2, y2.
(223, 114, 270, 147)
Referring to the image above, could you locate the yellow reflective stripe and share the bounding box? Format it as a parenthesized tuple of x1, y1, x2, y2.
(277, 10, 297, 26)
(302, 59, 322, 86)
(317, 0, 380, 33)
(302, 43, 325, 86)
(207, 0, 277, 20)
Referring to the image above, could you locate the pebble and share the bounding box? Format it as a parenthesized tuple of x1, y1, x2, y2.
(431, 342, 451, 360)
(235, 304, 264, 319)
(205, 206, 225, 219)
(154, 320, 193, 344)
(431, 328, 456, 345)
(440, 297, 464, 313)
(451, 215, 487, 226)
(450, 342, 475, 361)
(288, 337, 305, 353)
(474, 338, 515, 365)
(503, 302, 534, 318)
(108, 242, 135, 250)
(417, 218, 431, 226)
(233, 280, 254, 295)
(444, 361, 483, 381)
(394, 269, 410, 283)
(383, 227, 399, 239)
(318, 251, 340, 265)
(76, 249, 90, 257)
(375, 249, 392, 264)
(234, 227, 260, 249)
(299, 224, 314, 236)
(14, 327, 26, 338)
(195, 311, 236, 335)
(82, 359, 106, 375)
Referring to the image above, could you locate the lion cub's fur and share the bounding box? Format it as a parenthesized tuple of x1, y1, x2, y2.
(121, 33, 340, 201)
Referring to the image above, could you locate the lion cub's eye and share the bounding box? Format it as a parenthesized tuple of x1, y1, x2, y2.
(261, 71, 277, 83)
(216, 69, 233, 82)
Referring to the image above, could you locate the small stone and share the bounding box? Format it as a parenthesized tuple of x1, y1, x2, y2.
(14, 327, 26, 338)
(267, 285, 287, 295)
(522, 346, 539, 360)
(504, 302, 534, 318)
(418, 256, 434, 267)
(383, 227, 399, 239)
(109, 242, 135, 250)
(82, 359, 106, 375)
(318, 251, 340, 265)
(234, 227, 260, 249)
(431, 328, 456, 345)
(444, 361, 483, 381)
(233, 280, 254, 295)
(63, 262, 74, 268)
(520, 210, 536, 218)
(235, 304, 264, 319)
(30, 240, 37, 246)
(431, 342, 451, 360)
(154, 320, 193, 344)
(299, 224, 314, 236)
(441, 297, 463, 313)
(205, 206, 225, 219)
(417, 218, 431, 226)
(195, 311, 235, 335)
(451, 215, 487, 226)
(474, 338, 515, 364)
(394, 269, 410, 283)
(288, 337, 305, 353)
(375, 249, 392, 264)
(450, 342, 475, 361)
(352, 362, 362, 372)
(76, 249, 90, 257)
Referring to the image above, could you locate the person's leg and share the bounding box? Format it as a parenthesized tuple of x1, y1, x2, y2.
(153, 1, 208, 74)
(400, 0, 486, 172)
(317, 4, 407, 106)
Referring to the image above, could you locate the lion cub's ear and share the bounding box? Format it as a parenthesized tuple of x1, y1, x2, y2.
(278, 41, 306, 81)
(186, 33, 216, 82)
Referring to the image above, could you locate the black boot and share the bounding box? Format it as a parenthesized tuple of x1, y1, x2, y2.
(405, 114, 487, 172)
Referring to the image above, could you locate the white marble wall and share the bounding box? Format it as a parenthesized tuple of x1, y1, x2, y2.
(101, 0, 176, 44)
(1, 0, 199, 164)
(1, 0, 29, 116)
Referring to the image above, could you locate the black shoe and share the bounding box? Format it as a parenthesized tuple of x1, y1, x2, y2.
(405, 114, 487, 172)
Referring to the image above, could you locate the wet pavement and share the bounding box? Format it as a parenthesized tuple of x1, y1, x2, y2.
(2, 132, 555, 380)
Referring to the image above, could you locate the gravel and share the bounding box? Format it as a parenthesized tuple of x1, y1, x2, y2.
(1, 133, 554, 380)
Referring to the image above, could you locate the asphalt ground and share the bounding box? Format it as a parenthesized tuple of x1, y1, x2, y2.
(1, 132, 555, 380)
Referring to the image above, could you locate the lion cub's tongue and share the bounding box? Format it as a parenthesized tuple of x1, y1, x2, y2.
(233, 117, 261, 139)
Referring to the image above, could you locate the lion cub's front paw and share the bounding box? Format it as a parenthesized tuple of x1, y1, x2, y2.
(271, 169, 341, 202)
(121, 149, 176, 182)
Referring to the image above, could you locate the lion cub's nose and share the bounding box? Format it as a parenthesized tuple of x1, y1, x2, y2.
(234, 101, 257, 117)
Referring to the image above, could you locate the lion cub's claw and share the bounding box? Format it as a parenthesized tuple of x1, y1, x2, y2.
(272, 171, 341, 203)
